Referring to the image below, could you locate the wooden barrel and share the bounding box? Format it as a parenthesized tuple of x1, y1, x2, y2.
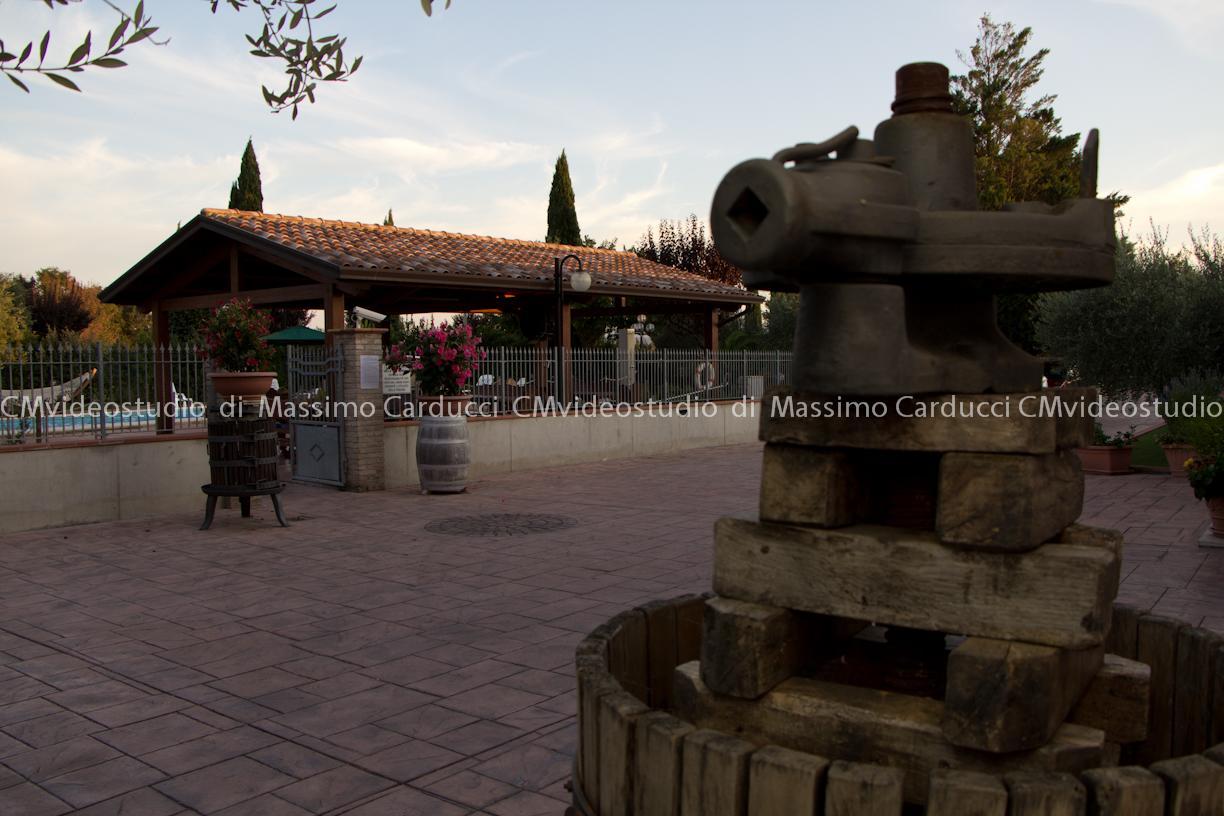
(416, 415, 470, 493)
(206, 408, 279, 490)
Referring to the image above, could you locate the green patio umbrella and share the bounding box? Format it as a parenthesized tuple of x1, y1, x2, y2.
(262, 326, 326, 344)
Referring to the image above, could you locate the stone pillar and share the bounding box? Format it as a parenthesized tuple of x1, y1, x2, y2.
(331, 328, 386, 492)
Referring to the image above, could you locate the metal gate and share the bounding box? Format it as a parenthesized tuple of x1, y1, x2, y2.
(287, 345, 345, 486)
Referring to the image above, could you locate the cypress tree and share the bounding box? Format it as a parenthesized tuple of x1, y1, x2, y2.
(545, 149, 582, 245)
(383, 209, 395, 226)
(228, 138, 264, 212)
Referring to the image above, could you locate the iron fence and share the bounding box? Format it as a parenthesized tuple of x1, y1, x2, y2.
(0, 342, 792, 443)
(0, 344, 207, 445)
(469, 347, 792, 415)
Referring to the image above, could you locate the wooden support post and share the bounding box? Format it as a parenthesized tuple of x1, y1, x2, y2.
(926, 769, 1007, 816)
(323, 286, 345, 338)
(676, 595, 706, 666)
(640, 599, 679, 709)
(229, 245, 240, 294)
(701, 597, 799, 699)
(1215, 645, 1224, 745)
(151, 302, 173, 432)
(703, 307, 719, 352)
(1080, 767, 1165, 816)
(673, 662, 1103, 804)
(635, 711, 693, 816)
(824, 761, 904, 816)
(713, 517, 1120, 649)
(936, 451, 1084, 551)
(1067, 654, 1150, 745)
(759, 444, 862, 527)
(1173, 627, 1223, 756)
(942, 637, 1104, 753)
(1133, 614, 1184, 764)
(748, 745, 828, 816)
(703, 308, 719, 398)
(607, 608, 649, 703)
(1150, 755, 1224, 816)
(1106, 603, 1142, 660)
(577, 656, 618, 806)
(680, 729, 753, 816)
(1208, 742, 1224, 764)
(1003, 772, 1087, 816)
(598, 691, 650, 816)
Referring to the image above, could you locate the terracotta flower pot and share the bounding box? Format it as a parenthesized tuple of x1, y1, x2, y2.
(1075, 445, 1132, 475)
(1162, 443, 1197, 477)
(1208, 496, 1224, 539)
(417, 394, 471, 418)
(209, 371, 276, 400)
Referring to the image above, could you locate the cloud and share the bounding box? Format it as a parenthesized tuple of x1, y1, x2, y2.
(1122, 161, 1224, 244)
(492, 51, 539, 75)
(1099, 0, 1224, 58)
(580, 162, 672, 243)
(0, 140, 234, 285)
(583, 115, 671, 162)
(335, 137, 547, 181)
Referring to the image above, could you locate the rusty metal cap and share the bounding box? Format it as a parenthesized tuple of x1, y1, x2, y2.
(892, 62, 953, 115)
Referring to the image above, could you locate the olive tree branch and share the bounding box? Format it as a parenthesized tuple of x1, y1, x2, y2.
(0, 0, 162, 93)
(3, 0, 451, 117)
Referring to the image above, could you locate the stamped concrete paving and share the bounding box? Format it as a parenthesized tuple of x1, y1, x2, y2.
(0, 443, 1221, 814)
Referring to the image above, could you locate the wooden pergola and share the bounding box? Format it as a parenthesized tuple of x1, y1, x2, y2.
(100, 209, 762, 428)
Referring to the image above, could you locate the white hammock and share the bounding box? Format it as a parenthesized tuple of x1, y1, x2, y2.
(0, 369, 96, 409)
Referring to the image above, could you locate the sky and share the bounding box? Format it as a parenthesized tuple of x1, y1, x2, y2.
(2, 0, 1223, 288)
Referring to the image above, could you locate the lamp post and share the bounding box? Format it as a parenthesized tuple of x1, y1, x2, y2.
(554, 254, 592, 403)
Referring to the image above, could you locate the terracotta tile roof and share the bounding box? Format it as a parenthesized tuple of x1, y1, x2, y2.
(200, 209, 758, 303)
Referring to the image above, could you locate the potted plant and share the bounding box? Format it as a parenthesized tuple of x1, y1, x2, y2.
(1181, 390, 1224, 538)
(409, 322, 485, 417)
(1161, 429, 1196, 477)
(200, 298, 277, 400)
(1185, 455, 1224, 539)
(406, 322, 486, 494)
(1075, 422, 1134, 475)
(1162, 372, 1222, 476)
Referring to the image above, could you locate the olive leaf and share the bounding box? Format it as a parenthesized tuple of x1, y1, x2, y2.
(4, 0, 452, 118)
(1, 2, 160, 94)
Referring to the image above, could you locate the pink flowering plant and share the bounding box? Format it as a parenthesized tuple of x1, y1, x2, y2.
(199, 298, 275, 372)
(409, 322, 486, 396)
(383, 342, 411, 375)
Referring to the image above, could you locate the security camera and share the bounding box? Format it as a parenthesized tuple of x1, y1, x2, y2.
(353, 306, 387, 323)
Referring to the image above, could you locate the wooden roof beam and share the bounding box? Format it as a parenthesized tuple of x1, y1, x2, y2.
(158, 283, 328, 312)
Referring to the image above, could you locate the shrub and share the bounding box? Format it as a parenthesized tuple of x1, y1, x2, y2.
(1182, 398, 1224, 459)
(1092, 421, 1134, 448)
(1037, 231, 1223, 396)
(1163, 370, 1224, 444)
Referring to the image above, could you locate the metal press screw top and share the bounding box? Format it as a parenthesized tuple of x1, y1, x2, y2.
(708, 60, 1115, 397)
(891, 61, 956, 114)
